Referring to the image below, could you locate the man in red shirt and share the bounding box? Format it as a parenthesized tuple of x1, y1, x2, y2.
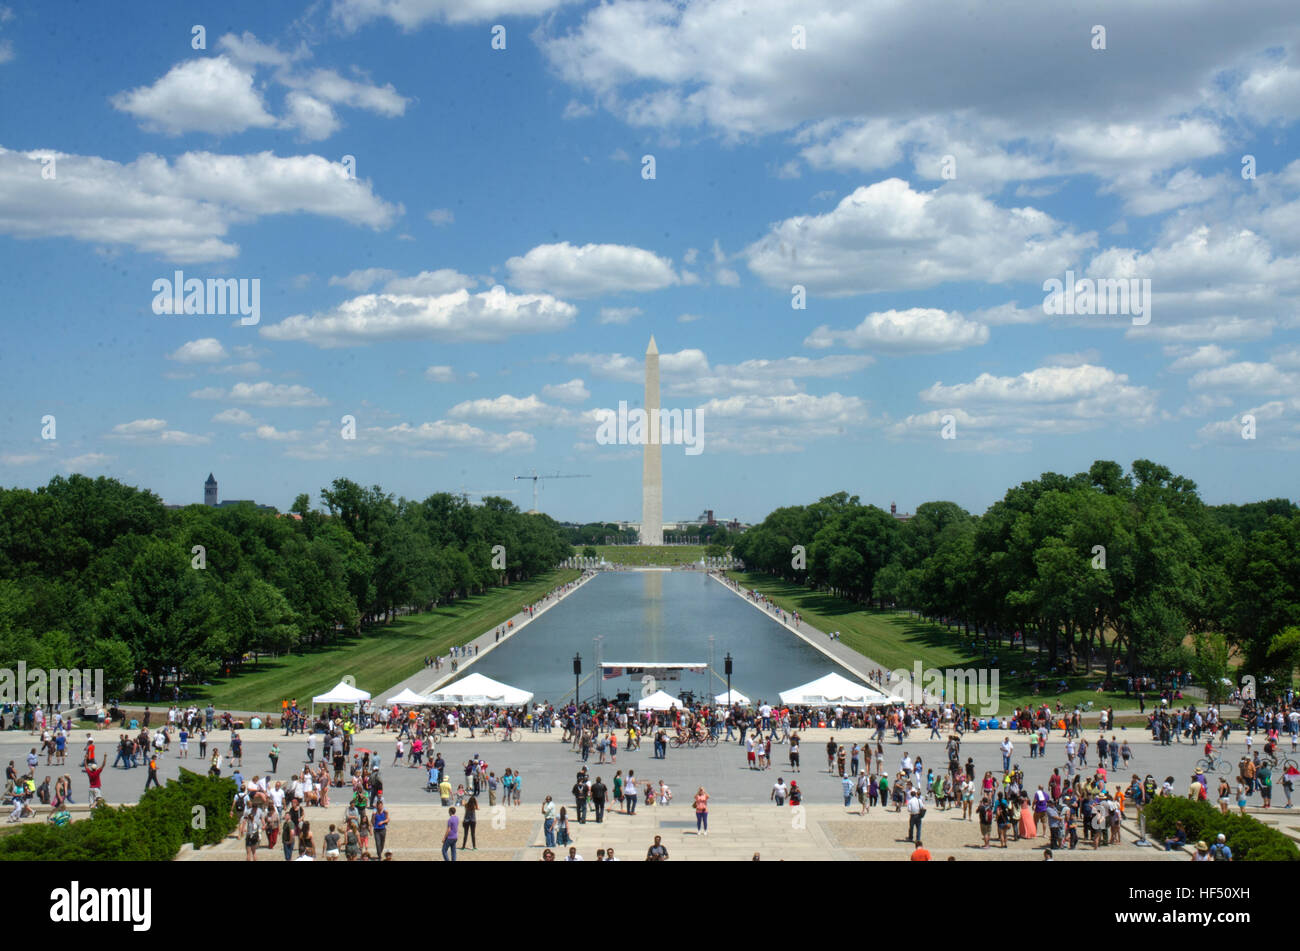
(84, 758, 106, 805)
(909, 839, 931, 861)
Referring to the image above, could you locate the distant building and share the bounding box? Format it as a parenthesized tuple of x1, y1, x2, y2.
(890, 501, 913, 522)
(204, 473, 218, 507)
(217, 499, 277, 512)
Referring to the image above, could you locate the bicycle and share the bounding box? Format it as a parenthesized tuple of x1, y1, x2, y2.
(1196, 754, 1230, 775)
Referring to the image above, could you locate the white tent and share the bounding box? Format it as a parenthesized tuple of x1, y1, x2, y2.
(427, 672, 533, 706)
(715, 689, 751, 706)
(779, 672, 899, 707)
(385, 687, 434, 706)
(312, 681, 371, 705)
(638, 689, 683, 711)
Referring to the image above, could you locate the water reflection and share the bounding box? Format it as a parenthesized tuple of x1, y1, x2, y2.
(460, 571, 855, 706)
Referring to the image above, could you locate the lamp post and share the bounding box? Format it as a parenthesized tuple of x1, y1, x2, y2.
(725, 652, 733, 706)
(573, 653, 582, 707)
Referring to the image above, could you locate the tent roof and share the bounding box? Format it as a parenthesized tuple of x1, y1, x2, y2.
(312, 680, 371, 704)
(426, 672, 533, 706)
(715, 689, 751, 705)
(385, 687, 434, 706)
(778, 671, 898, 707)
(637, 689, 683, 711)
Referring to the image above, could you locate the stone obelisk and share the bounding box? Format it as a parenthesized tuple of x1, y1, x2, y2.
(641, 335, 663, 545)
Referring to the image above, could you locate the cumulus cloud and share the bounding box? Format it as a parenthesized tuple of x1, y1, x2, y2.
(541, 379, 590, 403)
(447, 393, 556, 424)
(598, 306, 642, 324)
(261, 285, 575, 347)
(108, 418, 211, 445)
(331, 0, 578, 29)
(168, 338, 229, 363)
(112, 37, 409, 141)
(190, 381, 329, 406)
(745, 179, 1093, 296)
(505, 242, 679, 297)
(0, 147, 400, 262)
(804, 308, 989, 353)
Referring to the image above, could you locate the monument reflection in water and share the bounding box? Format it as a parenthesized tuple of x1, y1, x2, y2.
(461, 571, 859, 706)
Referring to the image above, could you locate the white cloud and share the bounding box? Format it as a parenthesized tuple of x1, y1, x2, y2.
(108, 418, 210, 445)
(331, 0, 577, 29)
(63, 453, 112, 471)
(168, 338, 228, 363)
(425, 365, 458, 383)
(110, 57, 277, 136)
(541, 379, 590, 403)
(329, 267, 399, 291)
(212, 408, 258, 425)
(382, 269, 473, 295)
(505, 242, 679, 297)
(427, 208, 455, 226)
(113, 40, 409, 141)
(598, 306, 642, 324)
(367, 420, 535, 454)
(1166, 344, 1237, 371)
(111, 419, 166, 435)
(261, 285, 575, 347)
(448, 394, 558, 424)
(1189, 361, 1300, 393)
(677, 312, 703, 323)
(190, 381, 329, 406)
(0, 147, 401, 262)
(244, 424, 304, 442)
(745, 179, 1093, 295)
(283, 92, 341, 141)
(805, 308, 989, 353)
(1042, 349, 1102, 368)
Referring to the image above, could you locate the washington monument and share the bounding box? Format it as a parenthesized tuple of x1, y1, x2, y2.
(641, 335, 663, 545)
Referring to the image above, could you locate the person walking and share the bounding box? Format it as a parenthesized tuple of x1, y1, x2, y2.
(591, 776, 608, 823)
(268, 743, 279, 775)
(694, 786, 709, 836)
(441, 807, 459, 861)
(373, 803, 388, 859)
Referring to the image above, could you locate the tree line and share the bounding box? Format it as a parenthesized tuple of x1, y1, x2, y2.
(731, 460, 1300, 692)
(0, 475, 571, 699)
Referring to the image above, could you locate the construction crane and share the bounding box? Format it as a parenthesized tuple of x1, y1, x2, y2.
(513, 470, 590, 512)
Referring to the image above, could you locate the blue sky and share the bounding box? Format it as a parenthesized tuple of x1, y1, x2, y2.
(2, 0, 1299, 523)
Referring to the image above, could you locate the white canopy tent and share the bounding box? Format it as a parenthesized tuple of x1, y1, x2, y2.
(638, 689, 684, 711)
(426, 672, 533, 707)
(384, 687, 435, 706)
(779, 672, 900, 707)
(312, 681, 371, 706)
(715, 689, 751, 706)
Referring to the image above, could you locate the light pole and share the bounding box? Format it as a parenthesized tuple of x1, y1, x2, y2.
(573, 653, 582, 707)
(725, 652, 733, 706)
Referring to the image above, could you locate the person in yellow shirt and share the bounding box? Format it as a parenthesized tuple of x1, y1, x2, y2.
(439, 777, 452, 806)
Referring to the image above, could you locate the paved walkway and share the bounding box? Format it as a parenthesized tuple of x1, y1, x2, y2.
(176, 802, 1184, 862)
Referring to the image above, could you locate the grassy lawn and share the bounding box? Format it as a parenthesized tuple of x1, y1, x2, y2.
(728, 571, 1138, 715)
(185, 569, 580, 714)
(579, 545, 709, 565)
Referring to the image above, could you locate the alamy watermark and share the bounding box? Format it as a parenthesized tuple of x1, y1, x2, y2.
(0, 663, 105, 709)
(152, 270, 260, 326)
(1042, 270, 1151, 326)
(887, 661, 999, 715)
(594, 401, 704, 455)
